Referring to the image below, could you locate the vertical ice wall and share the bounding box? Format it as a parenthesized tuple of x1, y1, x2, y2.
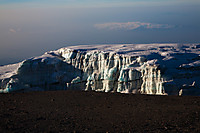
(1, 43, 200, 95)
(59, 48, 165, 94)
(140, 65, 165, 94)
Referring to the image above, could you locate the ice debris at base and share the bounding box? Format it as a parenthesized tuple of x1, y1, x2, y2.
(1, 43, 200, 95)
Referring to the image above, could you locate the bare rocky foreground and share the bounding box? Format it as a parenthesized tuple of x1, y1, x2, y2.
(0, 90, 200, 132)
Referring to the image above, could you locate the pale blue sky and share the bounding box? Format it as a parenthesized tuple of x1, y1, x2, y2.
(0, 0, 200, 65)
(0, 0, 199, 7)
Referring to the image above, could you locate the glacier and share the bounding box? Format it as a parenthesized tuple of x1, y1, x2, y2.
(0, 43, 200, 95)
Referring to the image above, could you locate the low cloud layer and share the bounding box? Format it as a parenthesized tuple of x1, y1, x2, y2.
(9, 28, 21, 33)
(94, 22, 174, 30)
(9, 28, 17, 33)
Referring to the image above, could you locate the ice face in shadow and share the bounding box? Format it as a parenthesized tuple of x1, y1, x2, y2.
(0, 52, 83, 93)
(0, 43, 200, 95)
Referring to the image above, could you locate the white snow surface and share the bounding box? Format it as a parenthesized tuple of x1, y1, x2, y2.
(0, 63, 22, 80)
(0, 43, 200, 95)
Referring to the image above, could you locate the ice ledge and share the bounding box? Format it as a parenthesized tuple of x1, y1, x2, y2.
(1, 43, 200, 95)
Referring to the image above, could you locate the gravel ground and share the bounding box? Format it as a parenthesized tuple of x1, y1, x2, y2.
(0, 90, 200, 132)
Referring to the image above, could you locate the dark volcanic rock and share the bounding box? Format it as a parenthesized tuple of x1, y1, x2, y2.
(0, 90, 200, 132)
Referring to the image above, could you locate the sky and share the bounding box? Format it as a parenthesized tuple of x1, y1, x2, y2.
(0, 0, 200, 65)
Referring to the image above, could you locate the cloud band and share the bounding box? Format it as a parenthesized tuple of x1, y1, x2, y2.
(94, 22, 173, 30)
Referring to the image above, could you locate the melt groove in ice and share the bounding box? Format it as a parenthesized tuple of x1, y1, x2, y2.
(0, 43, 200, 95)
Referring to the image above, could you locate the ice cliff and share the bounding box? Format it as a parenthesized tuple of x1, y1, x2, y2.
(0, 44, 200, 95)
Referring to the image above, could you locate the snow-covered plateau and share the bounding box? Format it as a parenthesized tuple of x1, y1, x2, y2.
(1, 43, 200, 95)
